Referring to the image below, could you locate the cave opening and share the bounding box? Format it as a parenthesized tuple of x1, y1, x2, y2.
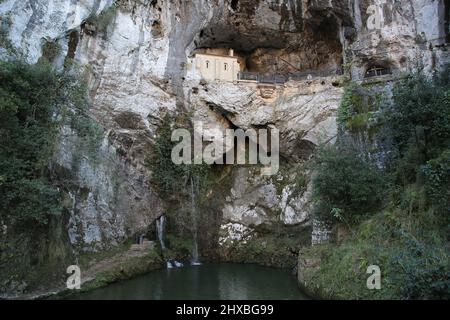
(62, 30, 80, 69)
(67, 31, 79, 60)
(193, 28, 342, 79)
(365, 65, 392, 78)
(192, 44, 342, 80)
(230, 0, 239, 11)
(152, 20, 163, 38)
(190, 2, 345, 82)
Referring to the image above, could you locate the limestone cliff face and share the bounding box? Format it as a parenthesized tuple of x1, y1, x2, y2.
(348, 0, 450, 78)
(0, 0, 448, 293)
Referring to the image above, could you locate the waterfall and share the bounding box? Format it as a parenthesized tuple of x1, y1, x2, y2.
(156, 215, 166, 250)
(166, 260, 184, 269)
(190, 177, 201, 266)
(156, 215, 184, 269)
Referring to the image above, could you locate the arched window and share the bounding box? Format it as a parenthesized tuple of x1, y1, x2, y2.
(224, 63, 228, 71)
(365, 65, 391, 78)
(206, 60, 210, 69)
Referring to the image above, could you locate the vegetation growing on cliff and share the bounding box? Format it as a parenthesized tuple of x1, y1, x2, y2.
(148, 114, 233, 256)
(0, 60, 99, 224)
(337, 82, 383, 134)
(0, 15, 14, 56)
(311, 145, 386, 226)
(85, 2, 118, 38)
(0, 59, 105, 295)
(302, 68, 450, 299)
(0, 61, 63, 224)
(148, 115, 208, 201)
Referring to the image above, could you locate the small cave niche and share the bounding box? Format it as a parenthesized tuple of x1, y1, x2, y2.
(151, 20, 163, 38)
(66, 31, 79, 60)
(295, 140, 316, 161)
(114, 111, 145, 130)
(365, 64, 392, 78)
(230, 0, 239, 11)
(224, 130, 276, 166)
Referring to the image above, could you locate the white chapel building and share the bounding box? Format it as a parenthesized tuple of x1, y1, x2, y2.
(187, 49, 241, 82)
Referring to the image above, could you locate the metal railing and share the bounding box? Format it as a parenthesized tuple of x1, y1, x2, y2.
(238, 69, 341, 84)
(288, 69, 343, 80)
(259, 74, 287, 84)
(237, 72, 259, 82)
(238, 72, 287, 84)
(365, 67, 392, 78)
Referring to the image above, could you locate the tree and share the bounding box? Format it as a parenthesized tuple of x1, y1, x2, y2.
(0, 60, 91, 225)
(311, 145, 387, 225)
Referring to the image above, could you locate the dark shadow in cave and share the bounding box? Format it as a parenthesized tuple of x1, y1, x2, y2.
(191, 4, 343, 78)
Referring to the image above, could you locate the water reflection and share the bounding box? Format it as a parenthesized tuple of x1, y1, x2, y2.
(71, 264, 307, 300)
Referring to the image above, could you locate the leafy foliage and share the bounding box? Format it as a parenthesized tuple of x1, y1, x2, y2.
(299, 210, 450, 299)
(0, 14, 15, 55)
(0, 60, 93, 225)
(148, 114, 211, 201)
(40, 41, 61, 63)
(338, 82, 382, 134)
(85, 4, 118, 38)
(384, 70, 450, 217)
(386, 72, 450, 164)
(388, 230, 450, 299)
(311, 145, 387, 225)
(421, 150, 450, 214)
(148, 114, 233, 250)
(302, 66, 450, 300)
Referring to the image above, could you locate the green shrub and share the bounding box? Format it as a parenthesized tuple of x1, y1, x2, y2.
(301, 67, 450, 300)
(148, 114, 233, 250)
(85, 4, 117, 37)
(421, 149, 450, 216)
(385, 73, 450, 167)
(382, 69, 450, 217)
(300, 211, 450, 299)
(148, 114, 210, 201)
(165, 235, 193, 260)
(0, 14, 14, 55)
(0, 60, 94, 225)
(40, 41, 61, 63)
(388, 230, 450, 299)
(311, 145, 387, 225)
(148, 115, 186, 200)
(338, 82, 382, 134)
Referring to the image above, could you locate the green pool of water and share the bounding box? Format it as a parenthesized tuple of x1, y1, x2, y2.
(71, 263, 308, 300)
